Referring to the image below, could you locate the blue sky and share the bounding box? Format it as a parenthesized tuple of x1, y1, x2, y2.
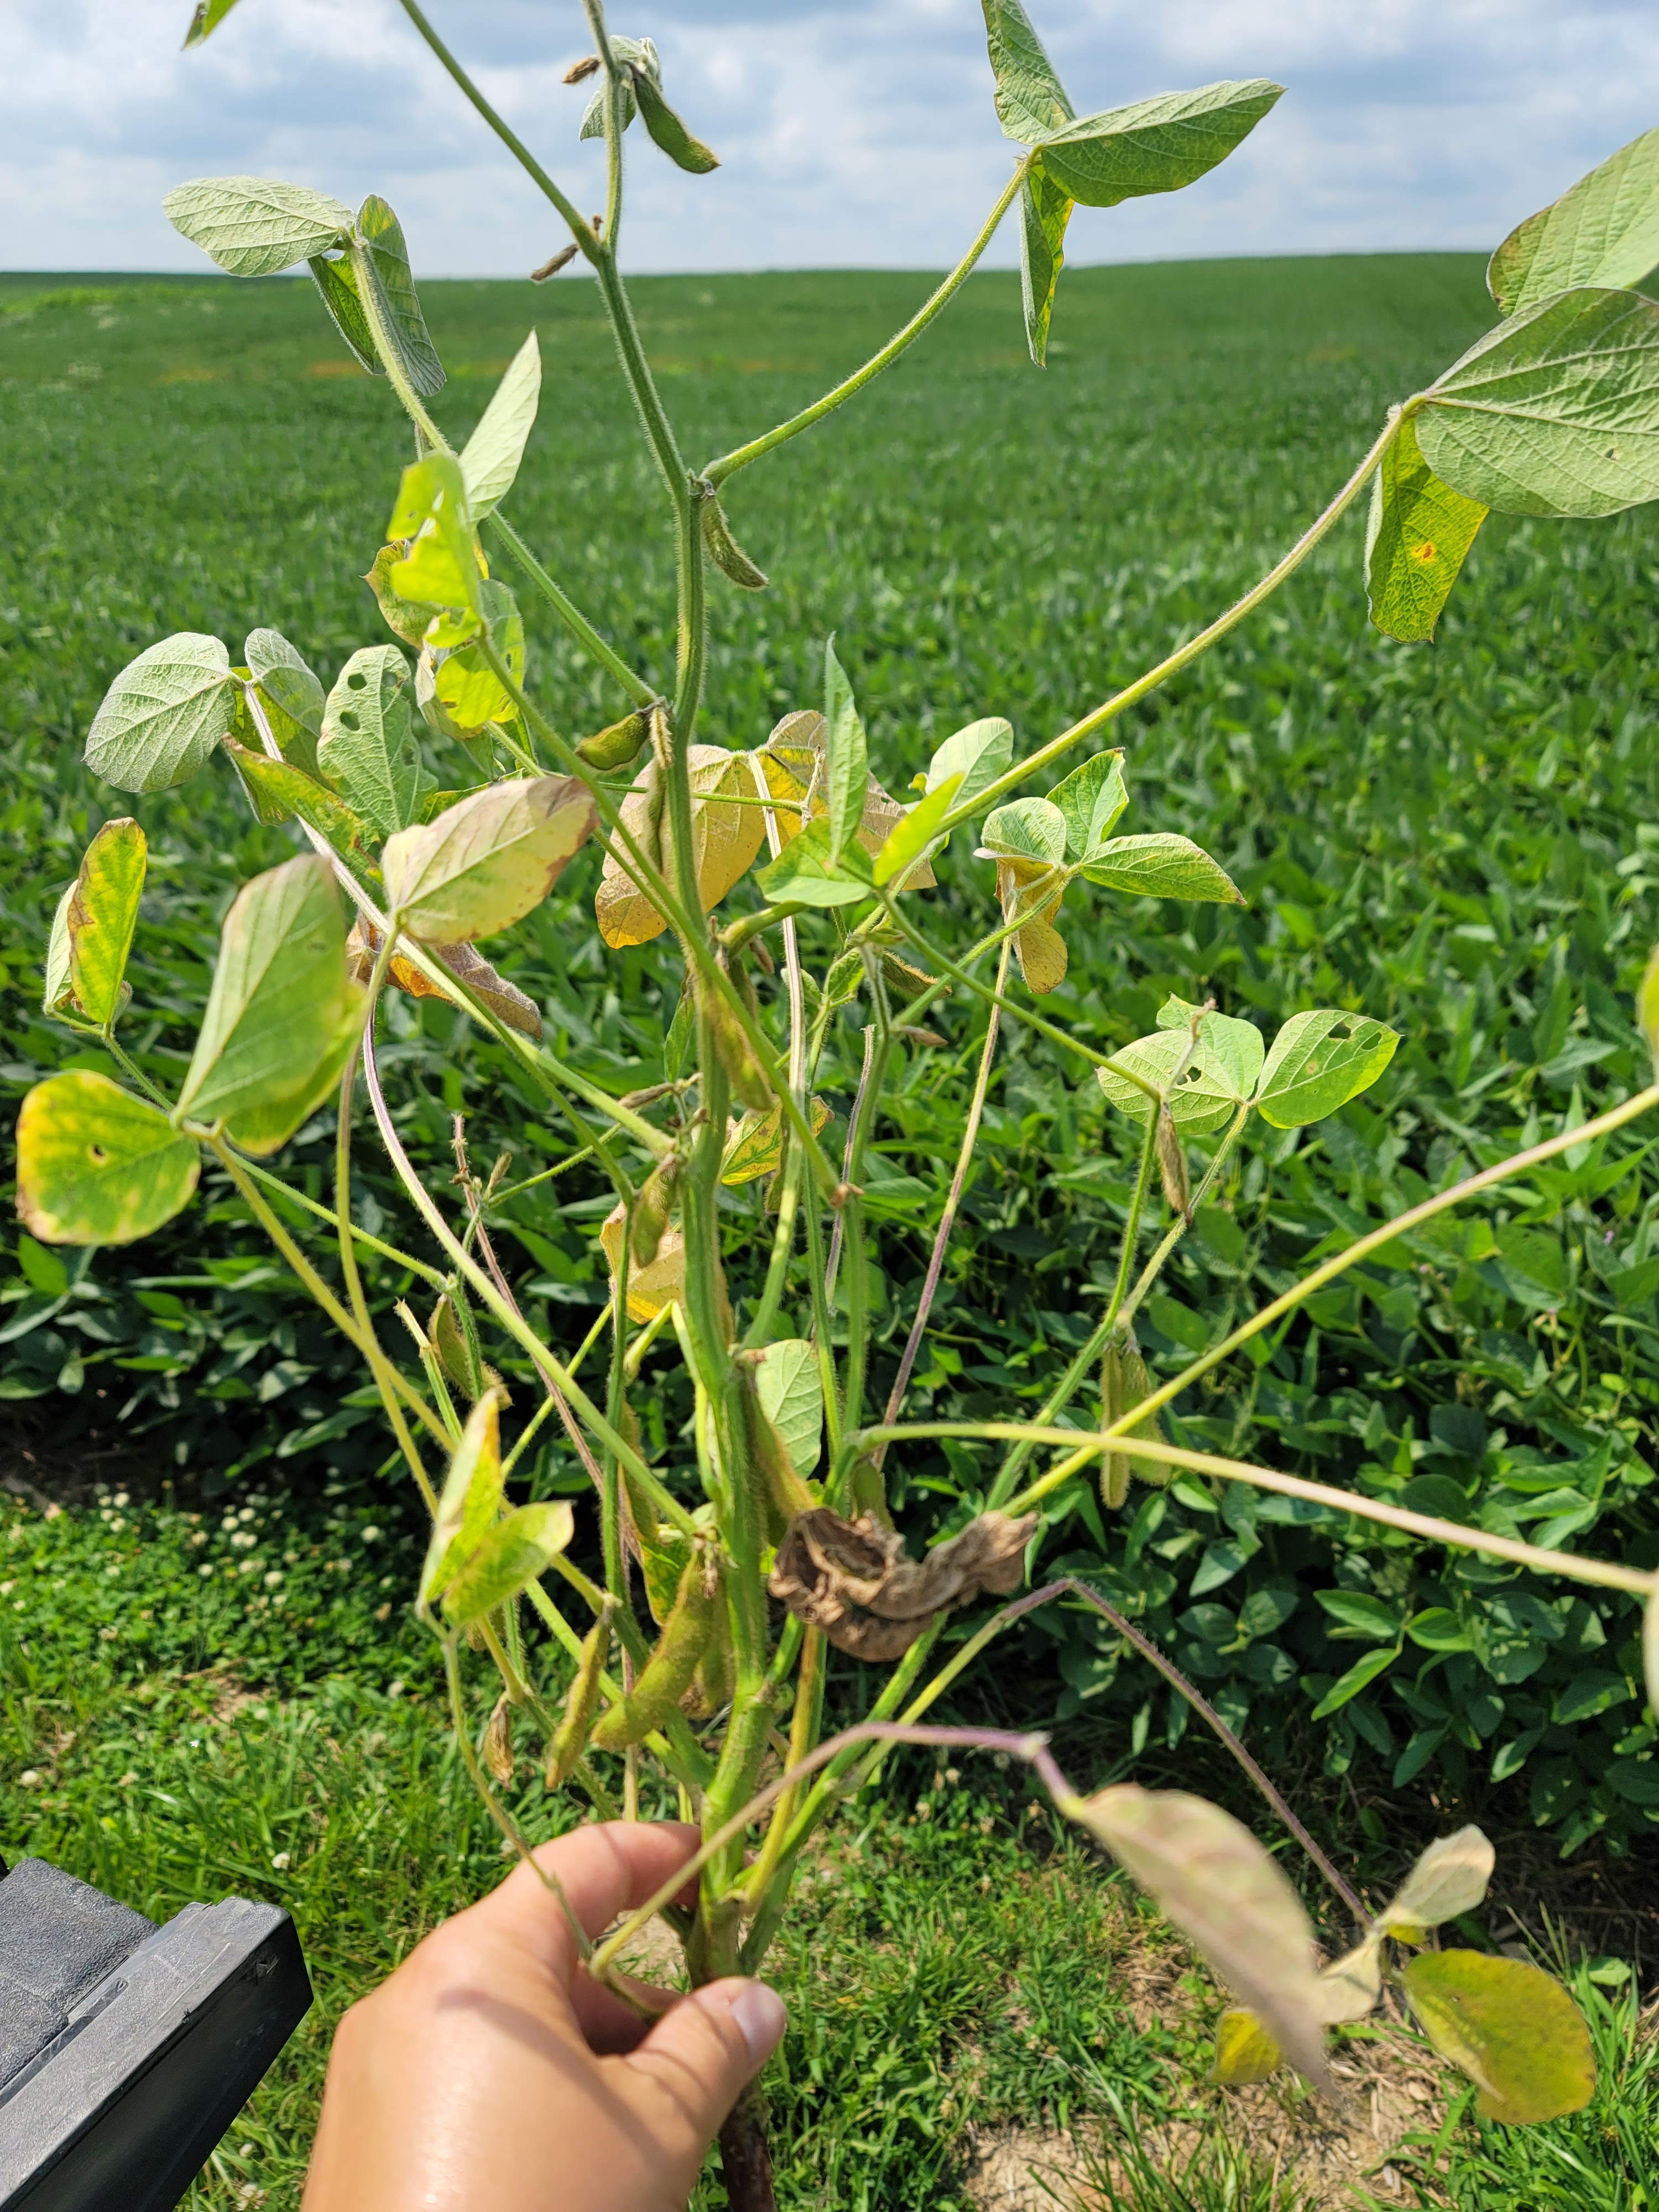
(8, 1, 1659, 278)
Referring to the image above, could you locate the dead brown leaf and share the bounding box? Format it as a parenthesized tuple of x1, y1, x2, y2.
(769, 1507, 1035, 1659)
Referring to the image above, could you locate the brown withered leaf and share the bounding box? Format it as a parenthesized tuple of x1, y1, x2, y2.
(768, 1507, 1035, 1660)
(346, 916, 542, 1039)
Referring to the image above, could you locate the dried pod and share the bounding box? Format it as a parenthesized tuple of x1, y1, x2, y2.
(564, 55, 601, 82)
(702, 495, 768, 591)
(1156, 1104, 1190, 1219)
(530, 243, 581, 282)
(589, 1546, 718, 1750)
(546, 1598, 615, 1787)
(1100, 1333, 1168, 1507)
(576, 709, 650, 770)
(768, 1507, 1035, 1661)
(483, 1692, 515, 1784)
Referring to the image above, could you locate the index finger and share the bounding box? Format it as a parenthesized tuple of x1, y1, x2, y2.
(476, 1820, 702, 1987)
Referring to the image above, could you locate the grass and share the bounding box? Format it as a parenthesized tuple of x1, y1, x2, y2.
(4, 247, 1659, 2201)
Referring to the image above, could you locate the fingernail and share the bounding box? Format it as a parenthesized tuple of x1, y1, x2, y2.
(724, 1979, 787, 2063)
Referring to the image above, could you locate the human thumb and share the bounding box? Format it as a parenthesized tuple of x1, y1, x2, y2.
(619, 1976, 786, 2172)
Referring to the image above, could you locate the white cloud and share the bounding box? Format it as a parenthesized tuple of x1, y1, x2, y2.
(2, 0, 1657, 277)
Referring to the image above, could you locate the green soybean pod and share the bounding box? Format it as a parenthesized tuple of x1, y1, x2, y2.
(546, 1598, 616, 1787)
(701, 495, 768, 591)
(589, 1551, 717, 1751)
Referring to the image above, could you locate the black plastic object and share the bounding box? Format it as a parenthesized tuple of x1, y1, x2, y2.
(0, 1856, 311, 2212)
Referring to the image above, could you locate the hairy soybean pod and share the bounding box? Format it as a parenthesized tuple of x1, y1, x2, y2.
(701, 495, 769, 591)
(1155, 1105, 1190, 1220)
(704, 983, 772, 1113)
(630, 1155, 679, 1269)
(546, 1599, 615, 1787)
(589, 1551, 717, 1751)
(1100, 1335, 1167, 1510)
(576, 709, 649, 770)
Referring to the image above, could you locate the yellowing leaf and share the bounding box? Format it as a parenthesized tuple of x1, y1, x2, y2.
(720, 1096, 831, 1185)
(1210, 2007, 1281, 2085)
(595, 746, 766, 947)
(15, 1072, 200, 1247)
(1365, 414, 1487, 644)
(1378, 1826, 1494, 1938)
(599, 1202, 685, 1321)
(442, 1503, 575, 1626)
(1015, 912, 1067, 994)
(1318, 1938, 1384, 2025)
(388, 452, 478, 619)
(64, 818, 147, 1029)
(1071, 1785, 1331, 2093)
(873, 773, 962, 886)
(420, 1389, 507, 1607)
(383, 774, 595, 943)
(431, 580, 524, 731)
(1404, 1951, 1595, 2125)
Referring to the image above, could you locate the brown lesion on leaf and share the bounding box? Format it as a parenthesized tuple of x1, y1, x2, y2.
(1411, 540, 1437, 564)
(768, 1507, 1036, 1660)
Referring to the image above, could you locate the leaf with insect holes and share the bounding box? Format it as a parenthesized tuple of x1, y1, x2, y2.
(316, 645, 430, 839)
(1155, 996, 1265, 1104)
(16, 1073, 200, 1246)
(432, 581, 525, 732)
(307, 252, 379, 375)
(164, 176, 353, 278)
(926, 717, 1013, 820)
(246, 628, 325, 778)
(86, 633, 236, 794)
(420, 1390, 507, 1606)
(354, 195, 445, 398)
(752, 1339, 823, 1481)
(1417, 287, 1659, 519)
(442, 1503, 575, 1627)
(980, 0, 1073, 144)
(1019, 164, 1073, 366)
(823, 640, 869, 865)
(599, 1203, 685, 1322)
(1490, 125, 1659, 317)
(388, 452, 478, 620)
(1376, 1825, 1494, 1939)
(383, 774, 595, 944)
(1211, 2007, 1281, 2085)
(1097, 1029, 1246, 1134)
(1036, 80, 1282, 210)
(720, 1096, 832, 1185)
(1050, 752, 1129, 860)
(183, 0, 244, 44)
(460, 332, 540, 521)
(757, 819, 875, 909)
(42, 884, 75, 1016)
(176, 854, 363, 1155)
(1082, 832, 1243, 903)
(1256, 1008, 1399, 1128)
(1071, 1785, 1331, 2091)
(873, 774, 962, 887)
(1365, 414, 1488, 644)
(633, 70, 719, 174)
(65, 818, 146, 1029)
(1403, 1952, 1595, 2124)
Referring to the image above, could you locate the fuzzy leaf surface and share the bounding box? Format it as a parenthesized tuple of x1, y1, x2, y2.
(1050, 751, 1129, 859)
(1019, 165, 1073, 365)
(1037, 80, 1282, 210)
(1489, 125, 1659, 316)
(85, 633, 234, 794)
(17, 1072, 200, 1246)
(307, 252, 379, 375)
(163, 176, 352, 277)
(460, 332, 541, 520)
(355, 194, 445, 397)
(383, 774, 595, 943)
(980, 0, 1073, 143)
(246, 627, 325, 776)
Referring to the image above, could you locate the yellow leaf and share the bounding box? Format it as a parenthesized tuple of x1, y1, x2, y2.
(599, 1202, 685, 1321)
(596, 745, 766, 947)
(1210, 2007, 1281, 2085)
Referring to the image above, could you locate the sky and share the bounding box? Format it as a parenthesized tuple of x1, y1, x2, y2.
(7, 0, 1659, 280)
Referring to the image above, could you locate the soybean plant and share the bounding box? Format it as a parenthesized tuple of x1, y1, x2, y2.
(23, 1, 1659, 2197)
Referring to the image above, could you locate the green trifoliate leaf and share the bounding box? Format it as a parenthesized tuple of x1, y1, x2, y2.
(1403, 1952, 1595, 2124)
(1020, 163, 1073, 366)
(382, 774, 596, 944)
(182, 0, 244, 46)
(420, 1390, 507, 1607)
(580, 37, 651, 139)
(979, 0, 1073, 144)
(1255, 1008, 1399, 1128)
(86, 632, 236, 794)
(459, 332, 541, 521)
(1377, 1825, 1494, 1939)
(1308, 1644, 1400, 1719)
(980, 795, 1067, 872)
(1364, 414, 1488, 643)
(307, 252, 379, 374)
(441, 1503, 575, 1626)
(823, 639, 869, 864)
(317, 645, 430, 839)
(873, 773, 962, 888)
(177, 853, 363, 1155)
(16, 1072, 200, 1246)
(1070, 1785, 1331, 2094)
(431, 580, 525, 733)
(633, 69, 719, 175)
(1082, 832, 1243, 903)
(42, 883, 75, 1016)
(354, 195, 446, 399)
(756, 818, 875, 909)
(1490, 124, 1659, 317)
(246, 628, 325, 778)
(751, 1338, 823, 1481)
(65, 817, 147, 1029)
(223, 741, 378, 868)
(388, 452, 479, 621)
(1035, 80, 1282, 210)
(1050, 750, 1129, 859)
(1095, 1028, 1245, 1134)
(163, 176, 353, 278)
(926, 716, 1014, 817)
(1155, 995, 1264, 1103)
(1417, 286, 1659, 518)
